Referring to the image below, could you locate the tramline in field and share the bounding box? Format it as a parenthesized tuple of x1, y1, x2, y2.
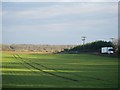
(2, 52, 118, 88)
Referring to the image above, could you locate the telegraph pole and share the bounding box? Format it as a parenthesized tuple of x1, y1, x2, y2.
(82, 36, 86, 45)
(110, 38, 114, 42)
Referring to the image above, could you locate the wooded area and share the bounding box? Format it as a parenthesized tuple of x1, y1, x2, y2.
(60, 40, 119, 54)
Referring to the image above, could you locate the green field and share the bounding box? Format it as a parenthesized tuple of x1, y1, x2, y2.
(2, 52, 118, 88)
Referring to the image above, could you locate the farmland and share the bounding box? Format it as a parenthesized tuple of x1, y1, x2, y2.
(2, 52, 118, 88)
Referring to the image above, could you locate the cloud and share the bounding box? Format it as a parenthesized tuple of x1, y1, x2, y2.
(4, 16, 117, 33)
(2, 2, 118, 44)
(2, 0, 120, 2)
(4, 2, 117, 20)
(3, 17, 117, 44)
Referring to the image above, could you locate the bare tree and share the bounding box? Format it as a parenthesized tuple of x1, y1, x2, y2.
(112, 38, 118, 53)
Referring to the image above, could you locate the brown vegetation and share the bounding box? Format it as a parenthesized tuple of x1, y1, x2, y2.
(2, 44, 76, 53)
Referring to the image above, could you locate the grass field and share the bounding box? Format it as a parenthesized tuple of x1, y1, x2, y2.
(2, 52, 118, 88)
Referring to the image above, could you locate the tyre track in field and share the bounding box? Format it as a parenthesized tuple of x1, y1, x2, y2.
(16, 54, 87, 80)
(13, 54, 40, 74)
(14, 54, 79, 82)
(16, 54, 81, 77)
(15, 54, 113, 84)
(3, 56, 17, 77)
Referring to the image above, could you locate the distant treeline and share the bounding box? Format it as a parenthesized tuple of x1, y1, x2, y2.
(60, 40, 116, 54)
(1, 44, 76, 52)
(1, 40, 119, 54)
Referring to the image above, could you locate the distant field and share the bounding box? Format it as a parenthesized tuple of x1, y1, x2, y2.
(2, 52, 118, 88)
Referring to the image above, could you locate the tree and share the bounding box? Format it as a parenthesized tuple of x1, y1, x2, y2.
(112, 38, 118, 52)
(68, 40, 113, 53)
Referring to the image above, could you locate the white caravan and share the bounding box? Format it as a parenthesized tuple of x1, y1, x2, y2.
(101, 47, 114, 54)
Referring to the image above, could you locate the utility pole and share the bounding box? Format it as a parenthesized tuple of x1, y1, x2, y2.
(110, 38, 114, 42)
(82, 36, 86, 45)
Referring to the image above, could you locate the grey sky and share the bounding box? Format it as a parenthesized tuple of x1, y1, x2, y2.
(2, 2, 118, 45)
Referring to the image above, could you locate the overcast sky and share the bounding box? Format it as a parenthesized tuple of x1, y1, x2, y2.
(2, 2, 118, 45)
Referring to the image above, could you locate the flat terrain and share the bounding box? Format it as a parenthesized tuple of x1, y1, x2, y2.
(2, 52, 118, 88)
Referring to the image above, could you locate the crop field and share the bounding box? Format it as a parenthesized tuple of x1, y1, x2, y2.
(2, 52, 118, 88)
